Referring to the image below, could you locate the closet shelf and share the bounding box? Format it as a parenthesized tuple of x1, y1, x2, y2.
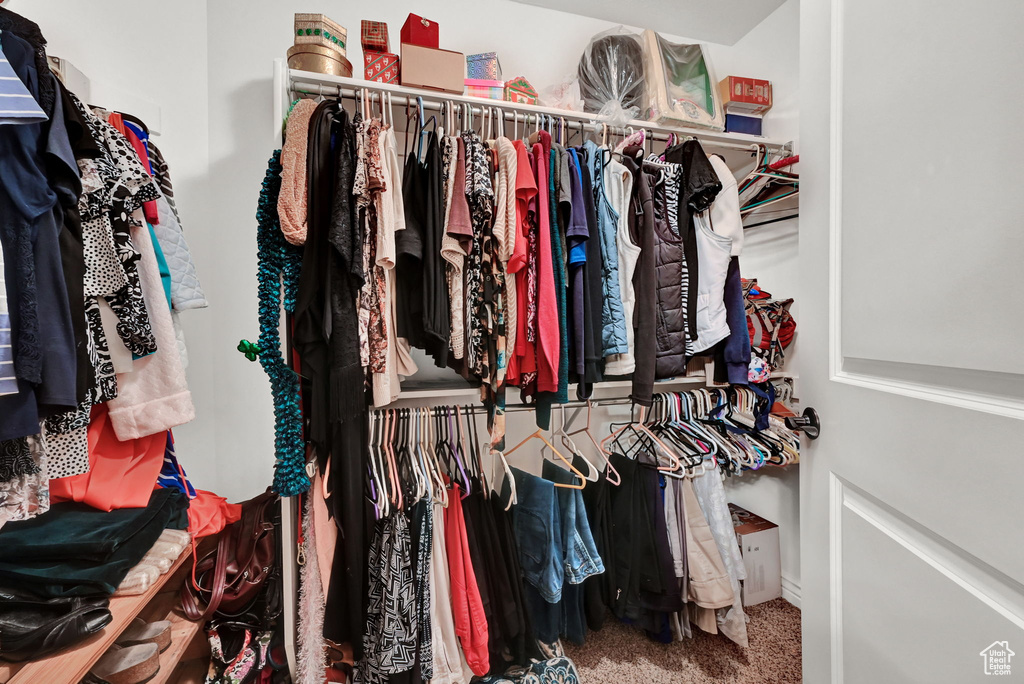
(286, 68, 793, 154)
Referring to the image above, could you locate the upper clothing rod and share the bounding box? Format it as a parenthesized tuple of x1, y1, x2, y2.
(289, 77, 791, 154)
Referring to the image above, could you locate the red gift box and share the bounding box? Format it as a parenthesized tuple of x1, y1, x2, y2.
(364, 50, 399, 84)
(400, 13, 438, 49)
(360, 20, 389, 53)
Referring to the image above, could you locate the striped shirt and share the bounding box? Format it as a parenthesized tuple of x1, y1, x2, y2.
(0, 239, 15, 396)
(0, 43, 46, 125)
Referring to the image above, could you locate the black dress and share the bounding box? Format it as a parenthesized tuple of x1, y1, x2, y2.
(397, 132, 449, 367)
(294, 103, 371, 657)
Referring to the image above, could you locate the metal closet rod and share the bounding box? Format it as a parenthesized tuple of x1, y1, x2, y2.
(377, 393, 648, 415)
(290, 78, 790, 154)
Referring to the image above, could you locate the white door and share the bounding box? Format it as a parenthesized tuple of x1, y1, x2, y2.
(800, 1, 1024, 682)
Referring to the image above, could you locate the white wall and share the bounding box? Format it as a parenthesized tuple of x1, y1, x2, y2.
(10, 0, 800, 589)
(7, 0, 221, 492)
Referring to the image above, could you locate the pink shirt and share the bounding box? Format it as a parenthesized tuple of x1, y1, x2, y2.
(444, 482, 490, 676)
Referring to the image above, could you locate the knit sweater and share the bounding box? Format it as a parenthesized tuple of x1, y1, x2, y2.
(493, 137, 518, 367)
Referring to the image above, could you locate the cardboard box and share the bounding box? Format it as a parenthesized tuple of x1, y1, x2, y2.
(360, 20, 389, 53)
(364, 50, 399, 84)
(400, 43, 464, 94)
(725, 112, 762, 136)
(401, 13, 439, 49)
(720, 76, 773, 115)
(729, 503, 782, 606)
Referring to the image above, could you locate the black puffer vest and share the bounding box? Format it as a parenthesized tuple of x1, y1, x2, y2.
(650, 167, 687, 378)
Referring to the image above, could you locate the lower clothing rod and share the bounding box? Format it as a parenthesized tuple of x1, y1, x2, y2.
(290, 78, 791, 154)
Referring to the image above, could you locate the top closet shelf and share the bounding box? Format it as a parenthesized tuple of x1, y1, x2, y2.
(286, 69, 792, 154)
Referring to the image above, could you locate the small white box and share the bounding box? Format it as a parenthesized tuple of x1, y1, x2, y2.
(729, 503, 782, 607)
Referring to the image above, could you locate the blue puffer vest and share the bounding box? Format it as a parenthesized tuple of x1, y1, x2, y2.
(585, 141, 628, 358)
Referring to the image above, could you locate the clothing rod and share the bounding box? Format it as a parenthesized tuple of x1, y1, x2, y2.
(372, 392, 695, 415)
(289, 78, 790, 154)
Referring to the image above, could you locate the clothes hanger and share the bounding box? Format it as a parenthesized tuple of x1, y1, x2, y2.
(554, 403, 599, 482)
(457, 406, 487, 497)
(448, 406, 473, 496)
(565, 400, 619, 485)
(424, 408, 449, 506)
(366, 412, 383, 518)
(371, 411, 392, 518)
(386, 407, 404, 511)
(436, 406, 471, 497)
(601, 404, 682, 472)
(505, 428, 587, 490)
(404, 408, 429, 502)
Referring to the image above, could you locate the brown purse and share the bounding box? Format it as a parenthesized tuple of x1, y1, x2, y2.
(181, 490, 278, 620)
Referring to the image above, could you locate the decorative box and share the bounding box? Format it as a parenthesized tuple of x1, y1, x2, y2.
(288, 44, 353, 78)
(401, 14, 439, 49)
(293, 13, 347, 56)
(401, 43, 464, 94)
(364, 50, 399, 84)
(465, 78, 504, 100)
(467, 52, 501, 80)
(360, 20, 390, 53)
(503, 76, 538, 105)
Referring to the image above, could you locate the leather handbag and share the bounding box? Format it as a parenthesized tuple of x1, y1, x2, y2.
(181, 490, 278, 621)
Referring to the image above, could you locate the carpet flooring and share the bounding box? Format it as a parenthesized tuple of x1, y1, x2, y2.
(564, 598, 802, 683)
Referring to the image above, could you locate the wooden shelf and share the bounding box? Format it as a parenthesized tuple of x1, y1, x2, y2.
(0, 546, 201, 684)
(168, 658, 208, 684)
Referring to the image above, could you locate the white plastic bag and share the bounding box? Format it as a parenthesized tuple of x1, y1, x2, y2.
(540, 76, 584, 112)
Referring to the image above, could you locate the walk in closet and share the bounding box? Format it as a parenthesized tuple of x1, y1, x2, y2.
(268, 42, 805, 680)
(5, 0, 1021, 682)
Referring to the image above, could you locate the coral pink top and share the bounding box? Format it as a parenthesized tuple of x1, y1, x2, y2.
(444, 481, 490, 676)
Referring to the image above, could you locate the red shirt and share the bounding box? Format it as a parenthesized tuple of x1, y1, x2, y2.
(506, 140, 538, 386)
(444, 482, 490, 676)
(533, 132, 559, 392)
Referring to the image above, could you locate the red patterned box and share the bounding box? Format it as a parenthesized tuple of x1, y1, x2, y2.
(364, 50, 399, 83)
(360, 20, 389, 53)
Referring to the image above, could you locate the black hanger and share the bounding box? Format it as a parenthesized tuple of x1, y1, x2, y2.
(118, 111, 150, 136)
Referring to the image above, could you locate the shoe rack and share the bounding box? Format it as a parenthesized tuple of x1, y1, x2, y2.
(0, 545, 211, 684)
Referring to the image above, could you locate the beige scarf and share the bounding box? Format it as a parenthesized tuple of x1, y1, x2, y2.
(278, 99, 317, 246)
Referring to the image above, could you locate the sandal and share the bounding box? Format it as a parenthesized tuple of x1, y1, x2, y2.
(116, 617, 172, 653)
(85, 643, 160, 684)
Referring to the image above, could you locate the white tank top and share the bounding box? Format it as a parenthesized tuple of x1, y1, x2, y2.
(707, 155, 744, 256)
(687, 156, 737, 354)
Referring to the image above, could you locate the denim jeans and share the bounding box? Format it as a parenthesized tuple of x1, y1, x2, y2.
(512, 467, 563, 604)
(513, 463, 606, 646)
(541, 460, 604, 584)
